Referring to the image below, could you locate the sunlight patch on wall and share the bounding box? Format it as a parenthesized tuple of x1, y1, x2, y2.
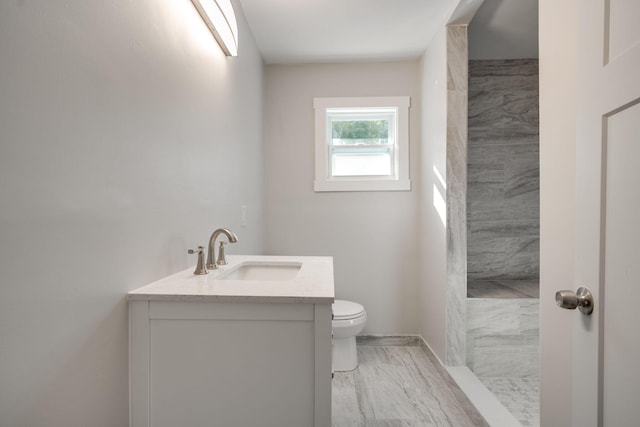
(433, 165, 446, 190)
(432, 165, 447, 227)
(433, 184, 446, 227)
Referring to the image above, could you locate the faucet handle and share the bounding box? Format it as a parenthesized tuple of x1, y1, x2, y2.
(188, 246, 208, 275)
(216, 241, 227, 265)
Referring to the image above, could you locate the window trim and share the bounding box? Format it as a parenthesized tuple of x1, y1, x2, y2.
(313, 96, 411, 192)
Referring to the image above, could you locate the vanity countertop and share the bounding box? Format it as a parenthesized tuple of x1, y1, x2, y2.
(127, 255, 335, 303)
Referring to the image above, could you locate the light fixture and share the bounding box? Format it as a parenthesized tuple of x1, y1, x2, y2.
(191, 0, 238, 56)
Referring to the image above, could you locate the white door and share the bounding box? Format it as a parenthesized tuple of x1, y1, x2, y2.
(569, 1, 640, 426)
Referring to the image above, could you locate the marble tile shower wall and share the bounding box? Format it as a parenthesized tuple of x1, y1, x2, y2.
(466, 298, 539, 378)
(467, 59, 539, 280)
(466, 298, 540, 425)
(446, 25, 468, 367)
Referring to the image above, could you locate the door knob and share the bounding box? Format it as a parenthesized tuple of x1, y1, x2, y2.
(555, 287, 594, 315)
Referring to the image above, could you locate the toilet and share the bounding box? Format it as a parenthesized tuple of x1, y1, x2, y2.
(332, 299, 367, 372)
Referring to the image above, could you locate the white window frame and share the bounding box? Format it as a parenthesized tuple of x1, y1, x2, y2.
(313, 96, 411, 192)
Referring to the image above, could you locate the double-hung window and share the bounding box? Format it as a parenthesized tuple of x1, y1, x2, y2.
(313, 96, 410, 192)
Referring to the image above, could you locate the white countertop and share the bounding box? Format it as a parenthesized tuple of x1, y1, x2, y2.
(128, 255, 335, 303)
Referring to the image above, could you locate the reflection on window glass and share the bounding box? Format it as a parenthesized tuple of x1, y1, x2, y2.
(327, 111, 395, 177)
(332, 150, 392, 176)
(331, 119, 389, 145)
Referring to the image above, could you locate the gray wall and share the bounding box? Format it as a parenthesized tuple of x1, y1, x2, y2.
(264, 61, 421, 335)
(467, 59, 539, 280)
(0, 1, 265, 425)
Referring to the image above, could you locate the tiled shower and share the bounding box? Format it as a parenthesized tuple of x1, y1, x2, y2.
(466, 59, 540, 427)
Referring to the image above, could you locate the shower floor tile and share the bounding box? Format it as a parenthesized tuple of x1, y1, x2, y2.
(468, 279, 539, 298)
(479, 376, 540, 427)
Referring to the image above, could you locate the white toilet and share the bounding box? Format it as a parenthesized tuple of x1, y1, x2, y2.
(332, 299, 367, 372)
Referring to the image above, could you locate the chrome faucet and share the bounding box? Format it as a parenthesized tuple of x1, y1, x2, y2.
(207, 228, 238, 269)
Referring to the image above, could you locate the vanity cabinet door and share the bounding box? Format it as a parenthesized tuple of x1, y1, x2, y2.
(130, 301, 331, 427)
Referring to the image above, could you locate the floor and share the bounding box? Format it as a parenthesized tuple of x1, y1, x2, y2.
(467, 279, 539, 298)
(332, 338, 489, 427)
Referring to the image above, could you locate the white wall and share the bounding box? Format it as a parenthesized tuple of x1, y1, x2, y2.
(0, 1, 265, 425)
(418, 27, 449, 361)
(539, 0, 576, 425)
(264, 62, 421, 335)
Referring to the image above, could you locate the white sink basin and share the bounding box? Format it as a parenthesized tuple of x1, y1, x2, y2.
(218, 261, 302, 281)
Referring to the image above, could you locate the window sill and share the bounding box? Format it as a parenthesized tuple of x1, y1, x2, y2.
(314, 179, 411, 192)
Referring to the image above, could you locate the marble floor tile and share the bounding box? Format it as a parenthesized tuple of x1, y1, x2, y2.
(332, 345, 489, 427)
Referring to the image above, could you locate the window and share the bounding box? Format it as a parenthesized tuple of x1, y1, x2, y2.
(314, 96, 411, 192)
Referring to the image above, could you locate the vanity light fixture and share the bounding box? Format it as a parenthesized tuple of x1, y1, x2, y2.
(191, 0, 238, 56)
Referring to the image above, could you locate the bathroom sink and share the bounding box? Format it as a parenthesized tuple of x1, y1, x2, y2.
(218, 261, 302, 281)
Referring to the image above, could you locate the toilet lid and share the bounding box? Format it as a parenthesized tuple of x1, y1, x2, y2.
(333, 300, 365, 320)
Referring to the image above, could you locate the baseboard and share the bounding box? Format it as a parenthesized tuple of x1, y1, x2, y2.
(356, 335, 421, 346)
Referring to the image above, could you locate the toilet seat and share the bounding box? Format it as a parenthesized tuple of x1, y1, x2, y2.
(333, 300, 365, 320)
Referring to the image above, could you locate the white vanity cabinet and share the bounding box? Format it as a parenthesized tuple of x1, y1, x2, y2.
(128, 256, 334, 427)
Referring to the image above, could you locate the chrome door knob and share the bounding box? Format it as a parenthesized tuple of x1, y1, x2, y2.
(555, 287, 594, 315)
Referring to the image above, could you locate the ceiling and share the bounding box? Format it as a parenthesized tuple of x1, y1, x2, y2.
(237, 0, 538, 64)
(237, 0, 457, 64)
